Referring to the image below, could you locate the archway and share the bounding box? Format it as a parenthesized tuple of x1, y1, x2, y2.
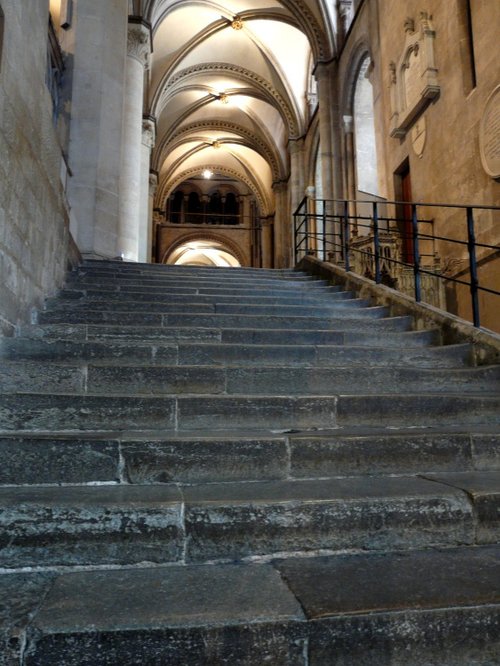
(164, 239, 242, 267)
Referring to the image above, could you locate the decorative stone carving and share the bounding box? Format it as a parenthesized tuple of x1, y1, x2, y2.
(127, 22, 151, 69)
(479, 85, 500, 179)
(142, 117, 156, 148)
(411, 117, 427, 158)
(389, 12, 440, 138)
(149, 171, 158, 196)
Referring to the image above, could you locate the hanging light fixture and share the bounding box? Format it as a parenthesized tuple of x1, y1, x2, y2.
(202, 169, 213, 179)
(231, 16, 243, 30)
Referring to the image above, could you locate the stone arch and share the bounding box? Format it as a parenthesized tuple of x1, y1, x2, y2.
(162, 231, 247, 266)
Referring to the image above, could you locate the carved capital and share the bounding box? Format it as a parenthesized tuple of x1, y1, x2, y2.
(149, 171, 158, 195)
(142, 117, 156, 148)
(127, 22, 151, 68)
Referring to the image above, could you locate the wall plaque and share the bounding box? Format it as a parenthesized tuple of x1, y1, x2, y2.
(389, 12, 440, 139)
(479, 85, 500, 179)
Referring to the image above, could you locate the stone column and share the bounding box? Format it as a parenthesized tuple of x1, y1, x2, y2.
(67, 0, 128, 258)
(118, 19, 151, 261)
(289, 138, 306, 215)
(316, 61, 344, 259)
(261, 219, 273, 268)
(272, 180, 290, 268)
(138, 117, 156, 263)
(147, 171, 158, 263)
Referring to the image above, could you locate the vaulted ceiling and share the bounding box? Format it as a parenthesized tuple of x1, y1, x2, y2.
(136, 0, 337, 214)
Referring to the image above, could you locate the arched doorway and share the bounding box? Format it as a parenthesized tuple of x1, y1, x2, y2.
(164, 239, 242, 267)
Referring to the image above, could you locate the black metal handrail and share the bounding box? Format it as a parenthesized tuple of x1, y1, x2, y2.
(294, 197, 500, 330)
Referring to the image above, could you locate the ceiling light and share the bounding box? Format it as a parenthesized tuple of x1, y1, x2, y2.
(231, 16, 243, 30)
(202, 169, 213, 179)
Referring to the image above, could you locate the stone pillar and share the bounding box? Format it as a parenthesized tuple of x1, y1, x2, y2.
(272, 181, 290, 268)
(138, 117, 156, 263)
(148, 171, 158, 262)
(289, 138, 306, 215)
(118, 19, 151, 261)
(261, 219, 273, 268)
(67, 0, 128, 258)
(316, 61, 344, 259)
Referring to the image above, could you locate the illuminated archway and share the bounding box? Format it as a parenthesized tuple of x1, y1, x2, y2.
(165, 240, 241, 267)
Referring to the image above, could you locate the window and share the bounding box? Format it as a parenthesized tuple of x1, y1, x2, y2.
(457, 0, 477, 94)
(353, 56, 379, 195)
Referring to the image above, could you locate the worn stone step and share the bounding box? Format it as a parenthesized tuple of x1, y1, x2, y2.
(19, 322, 432, 347)
(0, 338, 471, 367)
(4, 547, 499, 665)
(56, 286, 352, 306)
(78, 262, 309, 278)
(221, 327, 440, 347)
(1, 428, 498, 486)
(0, 394, 338, 432)
(0, 484, 184, 568)
(182, 475, 474, 562)
(420, 471, 500, 544)
(66, 275, 329, 290)
(36, 309, 411, 330)
(2, 362, 498, 395)
(0, 476, 477, 568)
(62, 282, 341, 298)
(45, 298, 371, 316)
(8, 564, 307, 665)
(277, 545, 500, 665)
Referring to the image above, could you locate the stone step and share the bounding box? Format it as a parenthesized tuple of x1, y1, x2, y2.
(1, 393, 499, 432)
(78, 261, 309, 278)
(0, 394, 337, 432)
(1, 362, 498, 395)
(66, 275, 329, 290)
(36, 309, 410, 329)
(1, 428, 498, 486)
(6, 546, 500, 665)
(276, 545, 500, 665)
(56, 287, 352, 305)
(42, 298, 375, 318)
(45, 297, 371, 315)
(0, 475, 483, 568)
(18, 323, 437, 346)
(0, 338, 471, 367)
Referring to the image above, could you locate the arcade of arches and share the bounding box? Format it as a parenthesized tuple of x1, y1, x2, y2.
(0, 0, 499, 335)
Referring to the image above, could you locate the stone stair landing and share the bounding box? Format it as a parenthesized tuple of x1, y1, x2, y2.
(0, 259, 499, 665)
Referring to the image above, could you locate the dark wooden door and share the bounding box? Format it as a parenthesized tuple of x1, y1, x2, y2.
(401, 168, 414, 264)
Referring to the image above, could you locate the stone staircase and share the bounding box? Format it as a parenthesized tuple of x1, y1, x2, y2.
(0, 259, 499, 665)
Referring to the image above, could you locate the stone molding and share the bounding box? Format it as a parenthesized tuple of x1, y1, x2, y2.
(127, 22, 151, 68)
(389, 11, 440, 139)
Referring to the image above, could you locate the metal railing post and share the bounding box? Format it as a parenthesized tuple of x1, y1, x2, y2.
(466, 206, 480, 327)
(304, 209, 309, 255)
(411, 203, 422, 302)
(372, 201, 381, 283)
(343, 200, 350, 272)
(293, 211, 298, 264)
(322, 202, 327, 262)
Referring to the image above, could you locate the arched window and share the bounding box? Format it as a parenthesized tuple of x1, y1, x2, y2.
(353, 56, 379, 196)
(169, 190, 184, 223)
(186, 191, 201, 224)
(225, 192, 239, 225)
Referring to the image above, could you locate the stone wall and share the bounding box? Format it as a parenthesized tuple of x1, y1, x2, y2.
(0, 0, 72, 336)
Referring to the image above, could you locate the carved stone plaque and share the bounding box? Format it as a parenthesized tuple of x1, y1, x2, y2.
(480, 85, 500, 179)
(411, 117, 427, 158)
(389, 12, 440, 139)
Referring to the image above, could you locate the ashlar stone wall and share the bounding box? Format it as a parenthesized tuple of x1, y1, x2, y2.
(0, 0, 71, 336)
